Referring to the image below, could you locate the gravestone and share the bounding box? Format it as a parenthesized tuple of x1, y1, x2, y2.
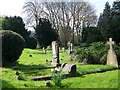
(62, 63, 76, 76)
(107, 38, 118, 68)
(62, 47, 65, 52)
(67, 41, 73, 55)
(59, 47, 61, 50)
(70, 54, 76, 61)
(67, 41, 71, 55)
(70, 43, 73, 52)
(51, 41, 60, 66)
(43, 47, 46, 54)
(36, 42, 40, 49)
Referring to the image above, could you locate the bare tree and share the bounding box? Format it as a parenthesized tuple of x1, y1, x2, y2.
(23, 0, 44, 28)
(23, 0, 97, 46)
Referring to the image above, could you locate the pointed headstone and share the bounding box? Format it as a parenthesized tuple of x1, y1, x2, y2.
(107, 38, 118, 68)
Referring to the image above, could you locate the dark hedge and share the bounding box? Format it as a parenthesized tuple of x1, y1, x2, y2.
(1, 30, 25, 67)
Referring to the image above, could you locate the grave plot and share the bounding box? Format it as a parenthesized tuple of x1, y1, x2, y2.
(1, 40, 120, 88)
(107, 38, 118, 68)
(1, 47, 119, 88)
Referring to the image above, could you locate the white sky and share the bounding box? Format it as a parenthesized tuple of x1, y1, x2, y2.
(0, 0, 25, 17)
(88, 0, 115, 16)
(0, 0, 115, 18)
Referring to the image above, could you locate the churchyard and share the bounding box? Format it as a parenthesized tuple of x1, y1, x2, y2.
(1, 0, 120, 89)
(1, 41, 120, 88)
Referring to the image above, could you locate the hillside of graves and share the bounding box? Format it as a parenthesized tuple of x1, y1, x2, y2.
(1, 46, 119, 88)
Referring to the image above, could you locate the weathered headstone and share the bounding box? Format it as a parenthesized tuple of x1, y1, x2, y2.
(62, 63, 76, 76)
(107, 38, 118, 68)
(62, 47, 65, 52)
(43, 47, 46, 54)
(51, 41, 60, 66)
(70, 54, 76, 61)
(67, 41, 71, 55)
(36, 42, 40, 49)
(67, 41, 73, 55)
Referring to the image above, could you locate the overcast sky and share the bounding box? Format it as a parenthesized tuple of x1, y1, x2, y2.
(0, 0, 116, 18)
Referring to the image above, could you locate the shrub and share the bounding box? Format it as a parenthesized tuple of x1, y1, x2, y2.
(74, 42, 120, 64)
(114, 45, 120, 65)
(51, 67, 63, 88)
(25, 37, 37, 49)
(1, 30, 25, 66)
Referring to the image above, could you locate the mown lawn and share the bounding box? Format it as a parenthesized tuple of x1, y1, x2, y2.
(1, 48, 119, 89)
(62, 70, 119, 88)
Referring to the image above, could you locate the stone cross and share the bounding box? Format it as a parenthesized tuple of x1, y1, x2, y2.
(108, 38, 114, 49)
(107, 38, 118, 68)
(51, 41, 60, 66)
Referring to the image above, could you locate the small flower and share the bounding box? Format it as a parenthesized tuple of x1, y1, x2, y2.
(55, 67, 60, 72)
(51, 69, 54, 72)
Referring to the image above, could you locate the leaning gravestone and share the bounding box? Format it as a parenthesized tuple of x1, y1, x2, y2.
(70, 54, 76, 61)
(51, 41, 60, 66)
(107, 38, 118, 68)
(62, 63, 76, 76)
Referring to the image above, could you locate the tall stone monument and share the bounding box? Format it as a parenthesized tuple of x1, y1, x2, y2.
(51, 41, 60, 66)
(67, 41, 73, 55)
(107, 38, 118, 68)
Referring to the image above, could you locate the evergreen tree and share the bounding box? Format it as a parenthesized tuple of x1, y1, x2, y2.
(36, 18, 58, 48)
(110, 0, 120, 44)
(81, 27, 102, 44)
(97, 2, 111, 41)
(2, 16, 28, 39)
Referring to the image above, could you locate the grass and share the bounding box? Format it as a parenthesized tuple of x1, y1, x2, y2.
(18, 48, 69, 65)
(62, 70, 119, 88)
(1, 48, 119, 88)
(17, 48, 69, 76)
(77, 64, 116, 73)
